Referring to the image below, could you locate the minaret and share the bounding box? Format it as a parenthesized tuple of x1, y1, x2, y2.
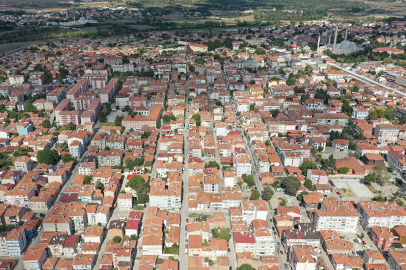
(328, 32, 332, 45)
(317, 34, 320, 52)
(345, 25, 348, 40)
(332, 24, 338, 54)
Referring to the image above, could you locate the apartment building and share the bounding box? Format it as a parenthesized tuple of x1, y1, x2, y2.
(289, 246, 317, 270)
(149, 179, 182, 210)
(357, 201, 406, 229)
(315, 113, 350, 127)
(314, 197, 360, 233)
(14, 156, 33, 172)
(373, 124, 399, 142)
(234, 232, 256, 254)
(235, 154, 252, 177)
(59, 111, 80, 126)
(6, 228, 27, 256)
(242, 200, 268, 224)
(352, 107, 369, 120)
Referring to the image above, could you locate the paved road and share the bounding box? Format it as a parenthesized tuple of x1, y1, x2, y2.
(230, 101, 287, 268)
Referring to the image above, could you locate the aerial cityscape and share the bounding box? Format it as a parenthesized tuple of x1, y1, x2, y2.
(1, 0, 406, 270)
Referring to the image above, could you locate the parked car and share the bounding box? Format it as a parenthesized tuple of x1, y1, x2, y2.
(363, 245, 369, 249)
(280, 250, 284, 254)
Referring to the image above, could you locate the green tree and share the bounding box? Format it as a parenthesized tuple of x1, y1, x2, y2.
(130, 234, 138, 240)
(62, 154, 76, 164)
(42, 119, 51, 128)
(262, 186, 274, 201)
(211, 227, 232, 242)
(114, 115, 123, 126)
(338, 167, 349, 174)
(192, 113, 201, 126)
(304, 178, 315, 191)
(84, 175, 93, 184)
(37, 149, 59, 165)
(388, 164, 396, 173)
(205, 161, 220, 170)
(137, 193, 149, 204)
(300, 161, 317, 174)
(96, 181, 105, 192)
(113, 236, 122, 243)
(250, 189, 260, 200)
(271, 109, 279, 118)
(364, 173, 377, 185)
(281, 176, 301, 194)
(215, 101, 223, 107)
(99, 111, 107, 122)
(242, 174, 256, 188)
(297, 191, 309, 201)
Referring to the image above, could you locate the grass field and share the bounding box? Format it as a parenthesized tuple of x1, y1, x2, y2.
(0, 40, 42, 55)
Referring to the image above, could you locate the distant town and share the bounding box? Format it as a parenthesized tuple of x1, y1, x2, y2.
(1, 15, 406, 270)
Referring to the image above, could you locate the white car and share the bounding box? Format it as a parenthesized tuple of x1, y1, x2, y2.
(363, 245, 369, 249)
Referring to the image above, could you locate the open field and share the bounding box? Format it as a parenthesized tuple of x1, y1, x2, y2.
(0, 40, 43, 55)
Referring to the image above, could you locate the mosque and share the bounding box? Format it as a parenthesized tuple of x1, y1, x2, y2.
(317, 25, 361, 55)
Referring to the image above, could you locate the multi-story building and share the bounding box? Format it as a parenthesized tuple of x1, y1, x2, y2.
(357, 201, 406, 229)
(314, 197, 360, 233)
(6, 228, 27, 256)
(388, 250, 406, 270)
(149, 179, 181, 210)
(352, 107, 369, 120)
(234, 232, 256, 254)
(0, 232, 8, 257)
(59, 111, 80, 126)
(235, 154, 252, 177)
(289, 246, 317, 270)
(22, 247, 48, 270)
(14, 156, 33, 172)
(242, 200, 268, 224)
(373, 124, 399, 142)
(48, 234, 67, 256)
(315, 113, 350, 127)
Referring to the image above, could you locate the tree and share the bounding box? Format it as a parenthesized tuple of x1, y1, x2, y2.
(96, 181, 104, 192)
(205, 161, 220, 170)
(215, 101, 223, 107)
(262, 186, 274, 201)
(137, 193, 149, 204)
(326, 79, 334, 86)
(113, 236, 121, 243)
(192, 113, 201, 126)
(297, 191, 308, 201)
(99, 111, 107, 123)
(250, 189, 260, 200)
(130, 234, 138, 240)
(281, 176, 301, 194)
(271, 109, 279, 118)
(242, 174, 255, 188)
(114, 116, 123, 126)
(37, 149, 59, 165)
(62, 154, 76, 164)
(300, 161, 317, 174)
(211, 227, 232, 242)
(84, 175, 93, 184)
(360, 233, 364, 239)
(400, 114, 406, 125)
(163, 114, 176, 123)
(329, 154, 336, 168)
(42, 119, 51, 128)
(17, 221, 25, 226)
(364, 173, 377, 185)
(338, 167, 349, 174)
(388, 164, 396, 173)
(373, 163, 390, 183)
(304, 178, 315, 191)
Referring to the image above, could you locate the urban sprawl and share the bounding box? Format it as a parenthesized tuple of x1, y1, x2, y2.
(2, 17, 406, 270)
